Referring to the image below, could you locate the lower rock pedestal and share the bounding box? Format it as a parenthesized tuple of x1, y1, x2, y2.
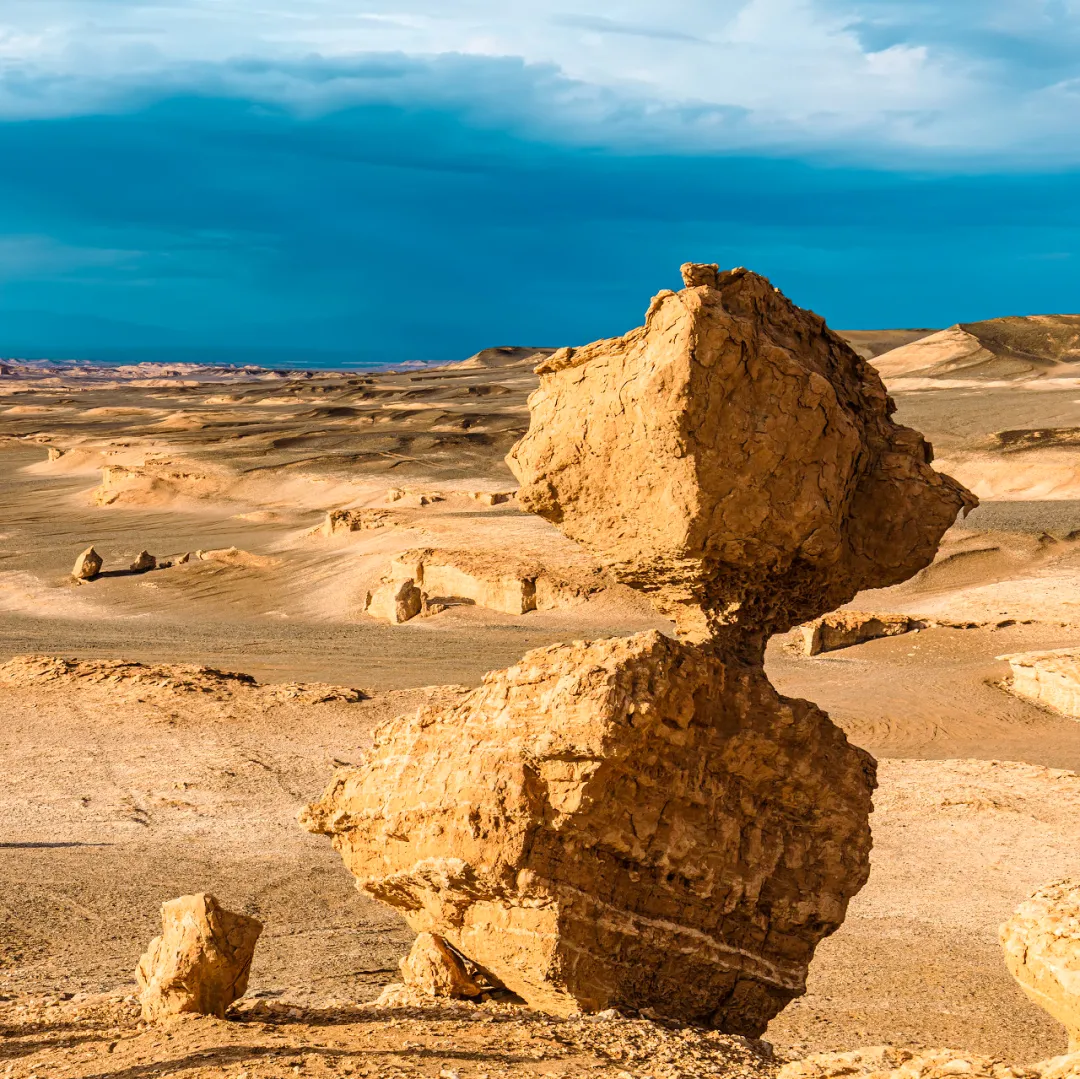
(303, 630, 876, 1035)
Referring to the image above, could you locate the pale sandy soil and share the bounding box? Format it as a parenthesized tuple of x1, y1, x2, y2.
(5, 353, 1080, 1076)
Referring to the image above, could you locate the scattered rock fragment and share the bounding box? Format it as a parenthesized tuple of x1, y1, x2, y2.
(398, 933, 484, 1000)
(136, 893, 262, 1022)
(129, 550, 157, 572)
(998, 650, 1080, 719)
(72, 546, 103, 580)
(365, 578, 423, 624)
(780, 1046, 1043, 1079)
(799, 612, 919, 656)
(1001, 879, 1080, 1050)
(469, 491, 514, 506)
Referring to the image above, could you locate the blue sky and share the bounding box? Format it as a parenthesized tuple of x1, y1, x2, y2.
(1, 2, 1079, 364)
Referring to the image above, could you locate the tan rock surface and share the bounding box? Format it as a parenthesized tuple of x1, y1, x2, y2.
(508, 264, 974, 644)
(129, 549, 157, 572)
(71, 545, 102, 580)
(135, 892, 262, 1021)
(303, 629, 876, 1034)
(800, 612, 917, 656)
(1000, 651, 1080, 719)
(397, 932, 484, 999)
(1001, 880, 1080, 1050)
(364, 577, 423, 624)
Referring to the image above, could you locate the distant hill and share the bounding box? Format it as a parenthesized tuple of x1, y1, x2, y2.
(836, 329, 937, 360)
(871, 315, 1080, 380)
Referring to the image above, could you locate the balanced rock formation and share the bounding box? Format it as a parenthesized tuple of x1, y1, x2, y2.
(305, 264, 972, 1034)
(71, 546, 102, 580)
(136, 893, 262, 1022)
(508, 263, 974, 645)
(1001, 879, 1080, 1050)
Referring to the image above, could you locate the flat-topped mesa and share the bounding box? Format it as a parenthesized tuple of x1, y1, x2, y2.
(508, 263, 975, 647)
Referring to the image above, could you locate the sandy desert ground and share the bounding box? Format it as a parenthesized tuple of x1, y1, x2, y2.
(4, 316, 1080, 1077)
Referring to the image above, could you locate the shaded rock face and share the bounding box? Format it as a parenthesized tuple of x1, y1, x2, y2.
(1001, 879, 1080, 1050)
(507, 264, 974, 646)
(304, 630, 876, 1033)
(305, 264, 968, 1034)
(136, 893, 262, 1022)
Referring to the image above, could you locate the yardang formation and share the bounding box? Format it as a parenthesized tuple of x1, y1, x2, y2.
(303, 263, 974, 1034)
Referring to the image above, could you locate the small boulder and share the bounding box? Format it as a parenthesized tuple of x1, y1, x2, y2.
(130, 550, 157, 573)
(399, 933, 484, 999)
(365, 578, 423, 624)
(72, 546, 103, 580)
(136, 893, 262, 1022)
(1001, 879, 1080, 1050)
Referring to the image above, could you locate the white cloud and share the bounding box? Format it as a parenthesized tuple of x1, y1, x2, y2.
(0, 0, 1078, 162)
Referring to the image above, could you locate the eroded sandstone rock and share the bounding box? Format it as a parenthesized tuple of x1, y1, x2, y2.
(1001, 879, 1080, 1050)
(999, 651, 1080, 719)
(306, 265, 966, 1034)
(799, 612, 918, 656)
(507, 264, 974, 644)
(303, 630, 876, 1033)
(365, 578, 423, 624)
(136, 893, 262, 1021)
(130, 550, 157, 572)
(72, 546, 102, 580)
(398, 933, 485, 1000)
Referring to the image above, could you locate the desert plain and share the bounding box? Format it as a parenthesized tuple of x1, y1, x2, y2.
(5, 305, 1080, 1076)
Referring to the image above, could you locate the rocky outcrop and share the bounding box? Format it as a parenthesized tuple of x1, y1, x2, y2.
(363, 549, 604, 623)
(1001, 880, 1080, 1050)
(507, 263, 974, 646)
(304, 629, 876, 1033)
(71, 546, 103, 580)
(306, 264, 970, 1034)
(799, 612, 919, 656)
(136, 893, 262, 1021)
(1000, 650, 1080, 719)
(317, 508, 394, 537)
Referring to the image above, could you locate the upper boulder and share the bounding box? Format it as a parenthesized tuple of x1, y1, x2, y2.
(508, 264, 975, 645)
